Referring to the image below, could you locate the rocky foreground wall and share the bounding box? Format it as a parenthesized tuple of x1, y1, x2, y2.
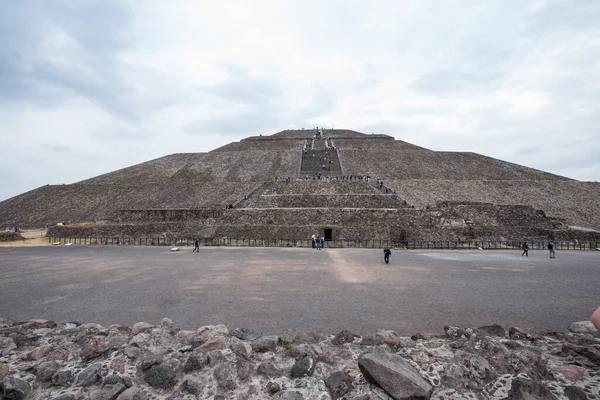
(46, 222, 598, 244)
(0, 232, 23, 242)
(0, 318, 599, 400)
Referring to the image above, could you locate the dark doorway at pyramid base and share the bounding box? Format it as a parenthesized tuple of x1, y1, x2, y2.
(324, 228, 333, 241)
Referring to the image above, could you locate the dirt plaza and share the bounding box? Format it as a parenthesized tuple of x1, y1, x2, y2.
(0, 246, 598, 335)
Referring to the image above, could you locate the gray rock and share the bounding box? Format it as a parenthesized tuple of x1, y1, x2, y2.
(131, 322, 153, 336)
(325, 370, 352, 399)
(257, 362, 284, 378)
(104, 374, 128, 387)
(184, 354, 208, 372)
(123, 346, 141, 359)
(561, 343, 600, 366)
(177, 345, 192, 353)
(143, 364, 177, 389)
(0, 318, 16, 328)
(251, 335, 278, 352)
(564, 385, 588, 400)
(236, 358, 253, 381)
(10, 333, 38, 348)
(293, 331, 324, 344)
(75, 363, 103, 387)
(187, 332, 207, 348)
(443, 350, 494, 390)
(230, 336, 253, 359)
(332, 330, 359, 345)
(477, 324, 507, 337)
(81, 338, 106, 361)
(568, 321, 598, 335)
(90, 383, 127, 400)
(375, 330, 399, 343)
(116, 387, 148, 400)
(159, 318, 174, 329)
(0, 337, 16, 356)
(230, 327, 262, 341)
(358, 352, 433, 400)
(106, 335, 128, 352)
(360, 336, 381, 346)
(36, 360, 60, 382)
(213, 364, 236, 391)
(52, 369, 73, 386)
(290, 354, 316, 378)
(206, 349, 226, 366)
(288, 344, 314, 359)
(1, 376, 32, 400)
(140, 356, 163, 372)
(51, 395, 75, 400)
(506, 377, 558, 399)
(444, 325, 466, 339)
(266, 381, 282, 394)
(279, 391, 304, 400)
(181, 378, 204, 395)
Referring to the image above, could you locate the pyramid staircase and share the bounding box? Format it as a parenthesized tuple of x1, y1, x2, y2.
(300, 139, 342, 178)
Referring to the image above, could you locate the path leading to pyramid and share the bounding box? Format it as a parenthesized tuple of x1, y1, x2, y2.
(1, 246, 597, 335)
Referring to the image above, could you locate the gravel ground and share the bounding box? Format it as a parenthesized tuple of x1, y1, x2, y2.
(0, 246, 598, 335)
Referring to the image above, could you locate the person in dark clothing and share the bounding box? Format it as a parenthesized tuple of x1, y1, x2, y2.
(383, 247, 391, 264)
(548, 241, 556, 258)
(522, 242, 529, 257)
(193, 239, 199, 253)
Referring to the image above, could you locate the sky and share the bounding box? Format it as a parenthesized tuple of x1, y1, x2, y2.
(1, 0, 599, 201)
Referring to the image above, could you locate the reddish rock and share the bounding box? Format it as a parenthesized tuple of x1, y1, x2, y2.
(111, 355, 127, 373)
(81, 338, 105, 361)
(314, 346, 335, 364)
(19, 345, 52, 361)
(47, 349, 70, 361)
(563, 365, 583, 382)
(331, 330, 358, 345)
(0, 363, 9, 380)
(131, 322, 153, 336)
(0, 337, 16, 356)
(195, 336, 227, 353)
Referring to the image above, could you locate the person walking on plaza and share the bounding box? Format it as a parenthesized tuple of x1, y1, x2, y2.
(383, 247, 391, 264)
(548, 241, 556, 258)
(522, 242, 529, 257)
(193, 239, 199, 253)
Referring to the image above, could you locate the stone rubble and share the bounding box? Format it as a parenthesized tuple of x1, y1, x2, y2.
(0, 318, 598, 400)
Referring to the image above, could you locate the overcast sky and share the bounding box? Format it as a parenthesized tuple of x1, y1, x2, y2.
(1, 0, 599, 201)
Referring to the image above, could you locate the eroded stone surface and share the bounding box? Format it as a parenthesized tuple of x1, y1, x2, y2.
(358, 352, 433, 399)
(0, 319, 598, 400)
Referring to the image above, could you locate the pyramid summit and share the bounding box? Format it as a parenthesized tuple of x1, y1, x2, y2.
(1, 128, 599, 243)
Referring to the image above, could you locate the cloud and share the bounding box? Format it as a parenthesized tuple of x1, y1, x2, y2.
(0, 0, 599, 201)
(410, 70, 500, 95)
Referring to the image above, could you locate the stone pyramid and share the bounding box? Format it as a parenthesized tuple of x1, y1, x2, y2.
(1, 128, 598, 242)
